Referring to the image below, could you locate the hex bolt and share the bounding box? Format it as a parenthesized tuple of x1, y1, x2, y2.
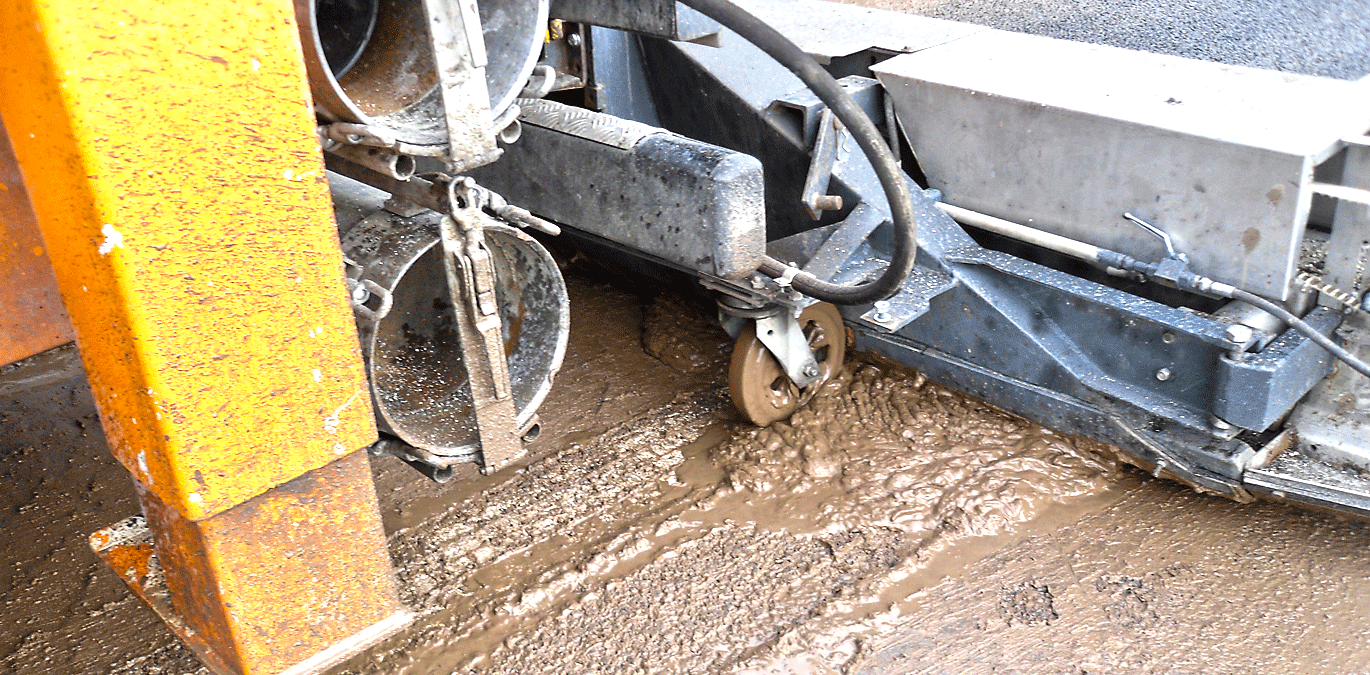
(802, 364, 820, 378)
(872, 300, 892, 322)
(351, 285, 370, 304)
(1155, 367, 1172, 382)
(1224, 324, 1254, 345)
(749, 275, 766, 290)
(566, 32, 582, 47)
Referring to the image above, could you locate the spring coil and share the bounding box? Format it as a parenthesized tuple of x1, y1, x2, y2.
(1296, 271, 1363, 310)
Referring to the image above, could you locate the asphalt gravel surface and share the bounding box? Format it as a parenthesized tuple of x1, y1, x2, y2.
(844, 0, 1370, 80)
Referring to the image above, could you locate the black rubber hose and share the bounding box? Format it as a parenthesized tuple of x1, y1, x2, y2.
(676, 0, 917, 304)
(1229, 288, 1370, 379)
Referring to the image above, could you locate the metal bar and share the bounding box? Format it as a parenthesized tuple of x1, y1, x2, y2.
(936, 202, 1104, 263)
(420, 0, 500, 170)
(0, 0, 407, 671)
(438, 183, 524, 471)
(1311, 181, 1370, 206)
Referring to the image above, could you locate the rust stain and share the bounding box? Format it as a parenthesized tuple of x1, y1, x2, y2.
(102, 541, 154, 585)
(0, 116, 75, 366)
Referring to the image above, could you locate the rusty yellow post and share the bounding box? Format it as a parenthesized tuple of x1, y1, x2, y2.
(0, 0, 408, 673)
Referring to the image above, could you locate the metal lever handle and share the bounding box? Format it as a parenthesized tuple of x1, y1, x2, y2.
(1124, 212, 1185, 261)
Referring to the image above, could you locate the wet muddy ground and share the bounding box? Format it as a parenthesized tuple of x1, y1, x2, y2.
(4, 254, 1369, 675)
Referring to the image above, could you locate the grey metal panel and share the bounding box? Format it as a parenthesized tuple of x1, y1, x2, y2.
(1245, 450, 1370, 518)
(1322, 140, 1370, 308)
(470, 104, 765, 279)
(874, 29, 1370, 300)
(1213, 307, 1338, 431)
(550, 0, 718, 42)
(588, 27, 662, 127)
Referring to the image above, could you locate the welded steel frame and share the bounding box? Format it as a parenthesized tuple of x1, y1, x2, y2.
(529, 15, 1363, 512)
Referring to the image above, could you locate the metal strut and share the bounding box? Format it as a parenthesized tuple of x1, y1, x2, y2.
(439, 177, 524, 472)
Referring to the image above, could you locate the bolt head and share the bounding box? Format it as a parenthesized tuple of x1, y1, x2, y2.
(352, 286, 369, 303)
(1224, 324, 1254, 345)
(1210, 416, 1232, 431)
(802, 365, 820, 378)
(1155, 367, 1172, 382)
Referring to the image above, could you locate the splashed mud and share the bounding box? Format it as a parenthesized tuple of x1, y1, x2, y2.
(4, 267, 1368, 675)
(331, 340, 1119, 675)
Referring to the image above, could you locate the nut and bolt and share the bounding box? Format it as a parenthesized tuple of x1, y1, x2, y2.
(749, 274, 767, 290)
(1155, 367, 1172, 382)
(872, 300, 893, 322)
(802, 364, 820, 378)
(566, 32, 582, 47)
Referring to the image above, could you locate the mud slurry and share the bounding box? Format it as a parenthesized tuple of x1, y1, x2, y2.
(338, 335, 1117, 674)
(2, 276, 1118, 675)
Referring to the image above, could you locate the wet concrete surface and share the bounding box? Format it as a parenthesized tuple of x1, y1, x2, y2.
(4, 254, 1369, 675)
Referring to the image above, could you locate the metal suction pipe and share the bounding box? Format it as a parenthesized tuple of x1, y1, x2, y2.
(296, 0, 549, 147)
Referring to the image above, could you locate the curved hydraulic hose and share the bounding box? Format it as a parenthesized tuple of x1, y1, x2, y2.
(1228, 289, 1370, 379)
(676, 0, 918, 304)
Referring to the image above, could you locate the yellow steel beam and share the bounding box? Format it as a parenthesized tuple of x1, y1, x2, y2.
(0, 0, 375, 520)
(0, 0, 408, 672)
(0, 116, 74, 365)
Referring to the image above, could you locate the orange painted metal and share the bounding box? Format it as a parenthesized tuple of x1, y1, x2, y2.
(1, 1, 411, 672)
(0, 0, 378, 520)
(0, 115, 74, 366)
(126, 453, 408, 675)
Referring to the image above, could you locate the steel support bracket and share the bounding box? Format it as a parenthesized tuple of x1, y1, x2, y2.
(753, 312, 823, 389)
(422, 0, 502, 171)
(439, 179, 523, 472)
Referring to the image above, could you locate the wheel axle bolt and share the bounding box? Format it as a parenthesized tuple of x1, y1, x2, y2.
(873, 300, 892, 322)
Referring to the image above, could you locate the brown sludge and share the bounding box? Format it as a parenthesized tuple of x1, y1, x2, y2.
(4, 259, 1370, 674)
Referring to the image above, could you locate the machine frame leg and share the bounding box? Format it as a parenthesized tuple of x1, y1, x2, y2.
(0, 0, 410, 672)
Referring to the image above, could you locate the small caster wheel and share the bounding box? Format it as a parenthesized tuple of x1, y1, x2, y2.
(728, 302, 845, 426)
